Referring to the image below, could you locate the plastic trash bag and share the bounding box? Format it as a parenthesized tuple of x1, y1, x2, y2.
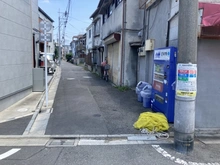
(133, 112, 169, 131)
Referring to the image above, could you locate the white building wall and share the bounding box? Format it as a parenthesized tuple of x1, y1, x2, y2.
(86, 24, 93, 54)
(32, 0, 39, 31)
(93, 15, 103, 47)
(0, 0, 37, 111)
(32, 0, 39, 66)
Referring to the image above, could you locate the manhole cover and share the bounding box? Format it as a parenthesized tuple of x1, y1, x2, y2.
(83, 76, 92, 79)
(67, 78, 75, 80)
(93, 114, 101, 117)
(17, 108, 28, 112)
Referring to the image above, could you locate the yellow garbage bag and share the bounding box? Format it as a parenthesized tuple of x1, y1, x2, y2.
(133, 112, 169, 131)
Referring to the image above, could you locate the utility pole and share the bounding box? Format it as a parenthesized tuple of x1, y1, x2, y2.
(58, 9, 61, 65)
(174, 0, 198, 153)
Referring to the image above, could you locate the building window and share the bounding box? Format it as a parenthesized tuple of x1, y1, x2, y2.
(103, 14, 107, 24)
(94, 20, 100, 36)
(107, 4, 113, 17)
(116, 0, 122, 7)
(89, 29, 91, 38)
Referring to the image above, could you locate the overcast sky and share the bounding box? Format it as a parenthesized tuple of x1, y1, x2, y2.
(38, 0, 99, 45)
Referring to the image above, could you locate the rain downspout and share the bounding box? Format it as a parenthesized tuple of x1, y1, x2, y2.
(120, 0, 126, 86)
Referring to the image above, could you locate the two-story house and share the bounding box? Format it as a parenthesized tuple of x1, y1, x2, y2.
(89, 9, 104, 75)
(85, 24, 93, 70)
(70, 34, 86, 64)
(92, 0, 144, 86)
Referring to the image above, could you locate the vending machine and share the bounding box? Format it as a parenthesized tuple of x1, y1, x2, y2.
(151, 47, 177, 122)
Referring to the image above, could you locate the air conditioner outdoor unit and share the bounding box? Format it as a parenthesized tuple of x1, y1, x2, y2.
(138, 47, 146, 56)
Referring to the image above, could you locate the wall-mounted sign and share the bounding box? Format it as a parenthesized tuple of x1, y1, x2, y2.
(39, 33, 52, 42)
(176, 63, 197, 98)
(154, 49, 170, 61)
(40, 20, 52, 32)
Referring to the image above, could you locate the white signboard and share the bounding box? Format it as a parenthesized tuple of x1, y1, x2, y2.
(39, 33, 52, 42)
(154, 49, 170, 61)
(176, 63, 197, 98)
(39, 21, 52, 32)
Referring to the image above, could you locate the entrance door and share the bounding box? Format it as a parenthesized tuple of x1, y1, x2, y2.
(107, 42, 120, 85)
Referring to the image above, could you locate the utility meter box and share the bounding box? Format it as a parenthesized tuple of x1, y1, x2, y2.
(145, 39, 154, 51)
(138, 47, 146, 56)
(32, 68, 45, 92)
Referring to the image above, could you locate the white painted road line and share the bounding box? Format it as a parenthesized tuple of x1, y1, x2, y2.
(0, 113, 33, 124)
(0, 148, 21, 160)
(152, 145, 220, 165)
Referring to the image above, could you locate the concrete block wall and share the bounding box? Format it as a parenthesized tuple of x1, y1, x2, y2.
(0, 0, 36, 111)
(196, 39, 220, 128)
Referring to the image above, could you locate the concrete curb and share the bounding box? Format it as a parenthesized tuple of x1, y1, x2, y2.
(23, 68, 59, 135)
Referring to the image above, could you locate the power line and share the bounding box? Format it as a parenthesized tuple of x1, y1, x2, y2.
(60, 0, 72, 45)
(68, 22, 82, 32)
(68, 16, 91, 24)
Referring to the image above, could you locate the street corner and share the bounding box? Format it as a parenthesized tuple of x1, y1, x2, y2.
(151, 141, 220, 165)
(0, 92, 43, 124)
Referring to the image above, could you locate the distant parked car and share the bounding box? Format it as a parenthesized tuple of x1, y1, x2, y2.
(39, 52, 56, 74)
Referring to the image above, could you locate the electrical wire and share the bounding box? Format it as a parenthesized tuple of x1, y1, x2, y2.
(68, 22, 83, 32)
(68, 16, 91, 24)
(60, 0, 72, 45)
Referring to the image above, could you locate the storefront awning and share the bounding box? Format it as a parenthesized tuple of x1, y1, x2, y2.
(103, 33, 121, 45)
(129, 41, 142, 47)
(199, 3, 220, 27)
(199, 3, 220, 39)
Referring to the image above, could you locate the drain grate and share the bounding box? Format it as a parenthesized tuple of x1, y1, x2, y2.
(47, 139, 76, 147)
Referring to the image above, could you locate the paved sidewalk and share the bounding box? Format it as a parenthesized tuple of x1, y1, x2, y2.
(0, 74, 53, 135)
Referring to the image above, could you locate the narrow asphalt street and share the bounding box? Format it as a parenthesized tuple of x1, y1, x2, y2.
(46, 61, 148, 135)
(0, 61, 219, 165)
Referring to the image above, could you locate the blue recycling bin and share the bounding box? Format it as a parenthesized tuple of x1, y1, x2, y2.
(135, 81, 150, 102)
(140, 85, 152, 108)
